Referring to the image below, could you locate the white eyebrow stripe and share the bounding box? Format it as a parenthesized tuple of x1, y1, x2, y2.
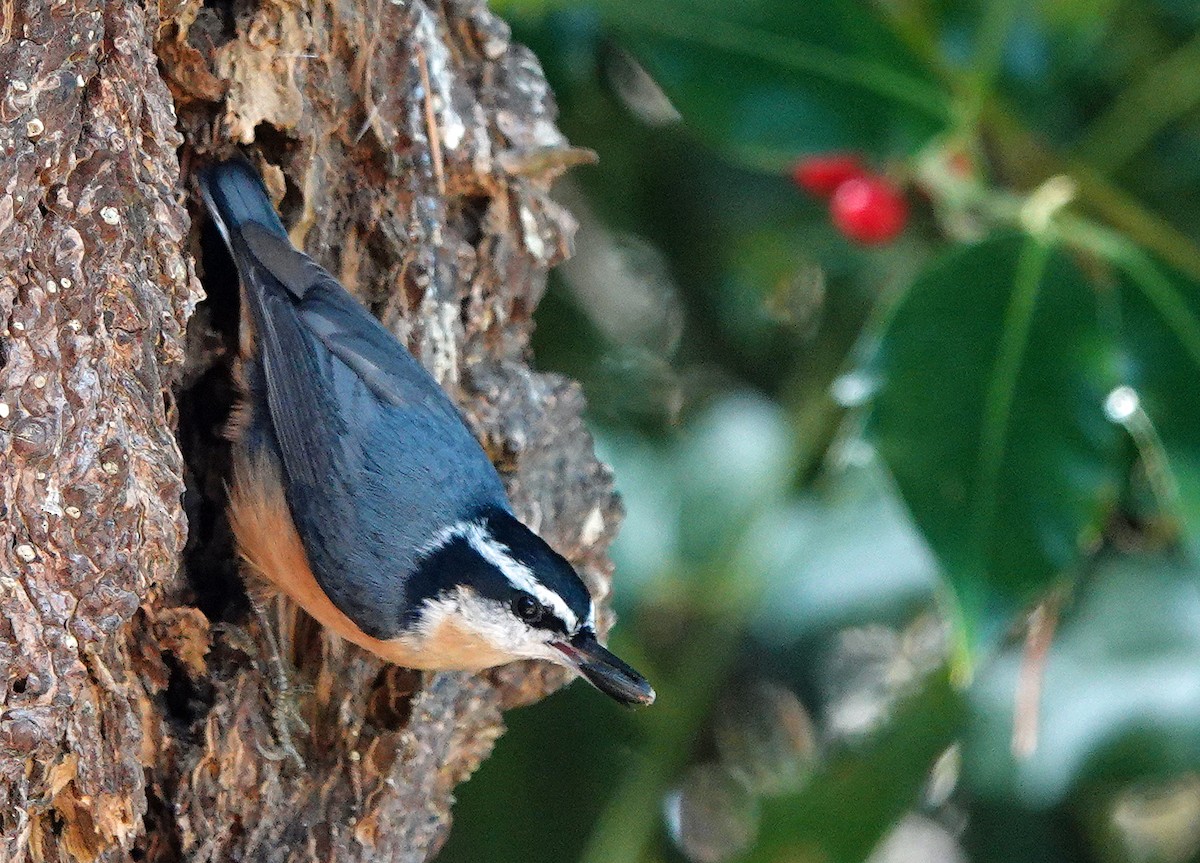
(448, 521, 579, 630)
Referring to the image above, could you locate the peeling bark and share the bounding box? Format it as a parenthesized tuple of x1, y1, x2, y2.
(0, 0, 620, 860)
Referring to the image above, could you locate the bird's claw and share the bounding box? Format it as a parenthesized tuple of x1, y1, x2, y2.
(217, 603, 310, 771)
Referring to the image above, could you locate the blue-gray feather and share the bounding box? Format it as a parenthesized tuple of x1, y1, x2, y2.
(199, 160, 511, 639)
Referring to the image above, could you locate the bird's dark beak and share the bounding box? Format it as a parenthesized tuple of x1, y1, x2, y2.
(553, 630, 655, 706)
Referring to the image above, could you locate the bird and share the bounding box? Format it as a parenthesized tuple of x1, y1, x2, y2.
(198, 158, 654, 707)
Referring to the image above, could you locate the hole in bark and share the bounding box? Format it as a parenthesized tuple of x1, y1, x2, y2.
(278, 174, 304, 231)
(349, 115, 400, 174)
(177, 215, 249, 624)
(162, 652, 213, 725)
(10, 676, 27, 694)
(200, 0, 237, 38)
(252, 122, 291, 155)
(450, 194, 490, 248)
(135, 788, 184, 863)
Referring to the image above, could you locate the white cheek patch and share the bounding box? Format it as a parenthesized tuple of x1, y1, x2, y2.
(420, 592, 516, 647)
(428, 520, 581, 632)
(417, 590, 563, 662)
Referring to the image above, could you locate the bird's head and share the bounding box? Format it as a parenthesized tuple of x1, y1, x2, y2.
(400, 508, 655, 706)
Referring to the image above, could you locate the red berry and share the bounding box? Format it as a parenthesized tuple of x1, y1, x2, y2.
(790, 153, 865, 198)
(830, 176, 908, 245)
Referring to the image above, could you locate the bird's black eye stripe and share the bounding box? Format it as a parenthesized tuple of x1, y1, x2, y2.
(513, 594, 543, 623)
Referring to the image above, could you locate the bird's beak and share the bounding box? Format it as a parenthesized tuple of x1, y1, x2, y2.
(552, 630, 656, 706)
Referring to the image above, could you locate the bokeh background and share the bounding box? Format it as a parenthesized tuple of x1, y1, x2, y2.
(442, 2, 1200, 862)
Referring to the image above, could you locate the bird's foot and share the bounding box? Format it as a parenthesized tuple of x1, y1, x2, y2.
(250, 598, 311, 772)
(216, 603, 310, 772)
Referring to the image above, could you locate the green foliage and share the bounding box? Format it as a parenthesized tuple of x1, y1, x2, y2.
(864, 231, 1200, 655)
(865, 234, 1123, 654)
(748, 671, 963, 863)
(598, 0, 948, 168)
(457, 2, 1200, 862)
(967, 554, 1200, 808)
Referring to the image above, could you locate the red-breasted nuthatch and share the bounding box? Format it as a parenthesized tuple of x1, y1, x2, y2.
(198, 159, 654, 706)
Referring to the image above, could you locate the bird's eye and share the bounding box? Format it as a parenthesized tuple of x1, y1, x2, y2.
(513, 595, 543, 623)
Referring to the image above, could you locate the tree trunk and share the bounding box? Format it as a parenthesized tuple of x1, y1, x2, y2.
(0, 0, 618, 859)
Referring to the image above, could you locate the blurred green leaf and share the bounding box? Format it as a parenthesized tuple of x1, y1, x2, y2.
(598, 0, 950, 169)
(965, 553, 1200, 808)
(1038, 0, 1121, 28)
(963, 798, 1080, 863)
(745, 670, 962, 863)
(1068, 30, 1200, 174)
(1151, 0, 1200, 27)
(864, 234, 1123, 653)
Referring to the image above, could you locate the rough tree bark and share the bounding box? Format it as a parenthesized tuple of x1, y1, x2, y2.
(0, 0, 621, 860)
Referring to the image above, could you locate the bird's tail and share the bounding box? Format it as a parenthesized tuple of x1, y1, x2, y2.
(197, 158, 289, 244)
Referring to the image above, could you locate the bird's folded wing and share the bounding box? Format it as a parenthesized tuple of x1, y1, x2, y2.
(238, 254, 352, 493)
(239, 224, 463, 421)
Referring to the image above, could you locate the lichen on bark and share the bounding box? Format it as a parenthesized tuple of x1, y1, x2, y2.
(0, 0, 621, 860)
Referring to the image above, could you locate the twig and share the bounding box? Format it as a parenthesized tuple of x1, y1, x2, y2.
(1012, 599, 1059, 758)
(416, 46, 446, 196)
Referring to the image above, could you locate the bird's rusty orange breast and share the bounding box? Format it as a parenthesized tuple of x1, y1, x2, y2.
(227, 448, 504, 671)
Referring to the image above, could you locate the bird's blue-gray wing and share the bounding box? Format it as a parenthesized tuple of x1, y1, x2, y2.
(231, 224, 510, 638)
